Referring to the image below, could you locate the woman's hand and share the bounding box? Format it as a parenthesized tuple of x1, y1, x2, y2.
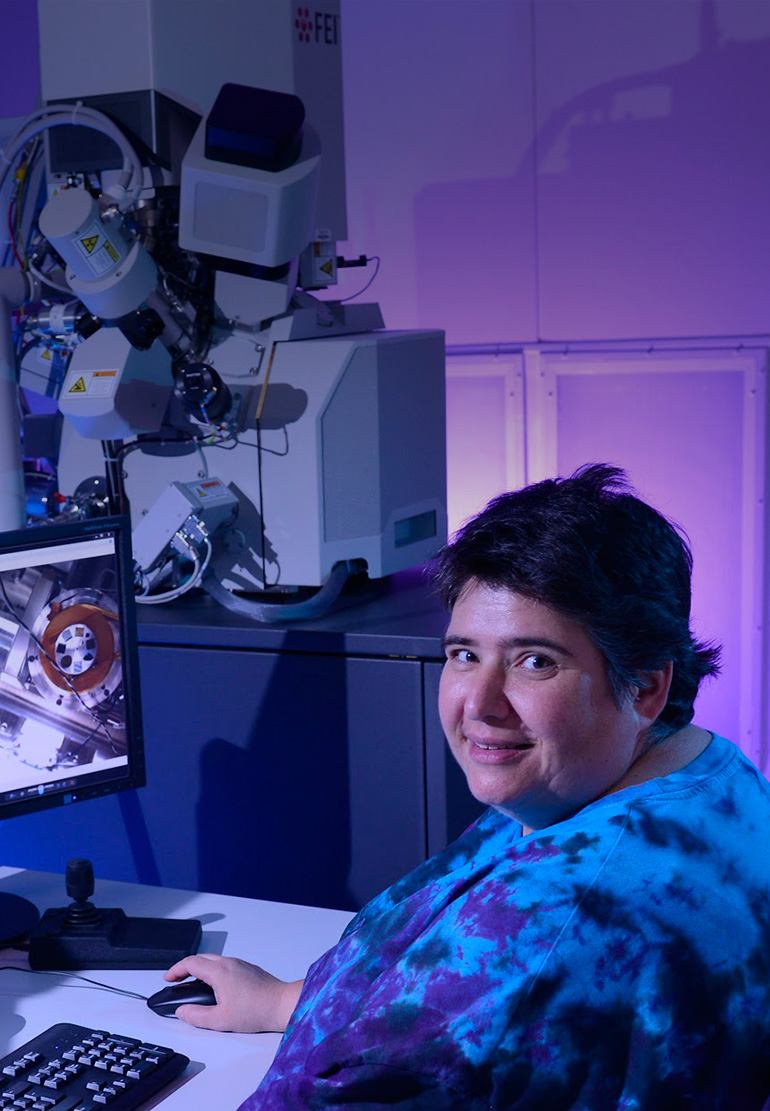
(164, 953, 304, 1033)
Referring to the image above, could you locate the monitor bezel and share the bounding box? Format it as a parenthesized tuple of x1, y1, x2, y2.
(0, 515, 146, 821)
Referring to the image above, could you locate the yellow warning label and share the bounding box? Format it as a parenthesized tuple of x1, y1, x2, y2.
(41, 348, 51, 361)
(320, 258, 335, 277)
(104, 240, 119, 263)
(80, 235, 99, 254)
(69, 376, 87, 394)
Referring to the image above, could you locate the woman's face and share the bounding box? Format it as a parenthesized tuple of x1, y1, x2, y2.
(438, 581, 653, 831)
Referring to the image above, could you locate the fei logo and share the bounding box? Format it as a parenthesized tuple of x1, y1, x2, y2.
(295, 6, 340, 45)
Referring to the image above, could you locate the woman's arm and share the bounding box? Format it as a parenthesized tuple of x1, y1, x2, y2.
(164, 952, 304, 1032)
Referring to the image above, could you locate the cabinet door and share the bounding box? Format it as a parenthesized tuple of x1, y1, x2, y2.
(138, 646, 427, 911)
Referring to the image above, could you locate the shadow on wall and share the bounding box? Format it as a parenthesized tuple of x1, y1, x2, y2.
(415, 0, 770, 342)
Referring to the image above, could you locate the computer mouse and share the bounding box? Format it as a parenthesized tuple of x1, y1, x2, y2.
(146, 978, 217, 1018)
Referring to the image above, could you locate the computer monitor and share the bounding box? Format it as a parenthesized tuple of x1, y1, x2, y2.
(0, 515, 145, 945)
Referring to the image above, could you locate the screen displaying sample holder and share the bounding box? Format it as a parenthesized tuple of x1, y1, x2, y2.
(0, 517, 145, 820)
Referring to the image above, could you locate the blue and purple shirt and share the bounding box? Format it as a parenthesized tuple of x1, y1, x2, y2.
(242, 734, 770, 1109)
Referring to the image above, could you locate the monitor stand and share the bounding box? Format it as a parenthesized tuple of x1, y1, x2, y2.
(0, 891, 40, 947)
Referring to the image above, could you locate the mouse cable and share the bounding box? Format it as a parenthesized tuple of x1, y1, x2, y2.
(0, 963, 149, 1001)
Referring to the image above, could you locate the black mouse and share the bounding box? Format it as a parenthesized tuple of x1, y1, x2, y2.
(146, 978, 217, 1018)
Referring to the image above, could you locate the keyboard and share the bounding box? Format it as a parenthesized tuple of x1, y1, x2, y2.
(0, 1023, 189, 1110)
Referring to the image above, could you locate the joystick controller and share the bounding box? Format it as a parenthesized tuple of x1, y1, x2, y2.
(28, 858, 202, 970)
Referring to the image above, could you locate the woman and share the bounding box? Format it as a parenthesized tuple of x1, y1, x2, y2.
(168, 464, 770, 1109)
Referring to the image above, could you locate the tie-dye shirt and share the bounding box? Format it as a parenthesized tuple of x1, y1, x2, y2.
(241, 734, 770, 1109)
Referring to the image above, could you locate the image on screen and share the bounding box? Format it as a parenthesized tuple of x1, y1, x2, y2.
(0, 523, 142, 815)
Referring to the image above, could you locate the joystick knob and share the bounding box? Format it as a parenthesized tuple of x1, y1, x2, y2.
(63, 858, 101, 928)
(65, 859, 95, 902)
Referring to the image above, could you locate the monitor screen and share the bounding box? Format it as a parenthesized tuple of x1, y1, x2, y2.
(0, 516, 145, 821)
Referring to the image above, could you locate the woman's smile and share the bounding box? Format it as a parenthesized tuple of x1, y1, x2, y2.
(465, 736, 535, 761)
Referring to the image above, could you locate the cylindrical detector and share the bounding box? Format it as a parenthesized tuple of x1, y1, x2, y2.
(39, 188, 130, 280)
(38, 188, 158, 319)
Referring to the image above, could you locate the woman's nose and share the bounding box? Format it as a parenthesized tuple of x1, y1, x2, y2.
(465, 666, 511, 721)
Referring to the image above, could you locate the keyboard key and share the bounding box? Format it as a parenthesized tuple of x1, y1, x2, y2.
(0, 1082, 30, 1099)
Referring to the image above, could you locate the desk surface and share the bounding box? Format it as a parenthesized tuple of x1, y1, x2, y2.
(0, 867, 354, 1109)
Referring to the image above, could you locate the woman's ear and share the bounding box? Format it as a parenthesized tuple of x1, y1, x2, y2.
(632, 661, 674, 726)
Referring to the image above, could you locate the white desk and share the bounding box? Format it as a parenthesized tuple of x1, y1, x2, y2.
(0, 867, 354, 1109)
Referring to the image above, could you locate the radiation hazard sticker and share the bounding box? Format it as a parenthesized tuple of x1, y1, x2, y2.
(74, 223, 122, 276)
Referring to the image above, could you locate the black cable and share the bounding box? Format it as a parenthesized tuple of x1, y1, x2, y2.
(116, 425, 289, 463)
(206, 426, 289, 457)
(101, 439, 128, 516)
(336, 255, 381, 303)
(256, 420, 268, 588)
(56, 720, 111, 761)
(0, 965, 149, 1002)
(51, 587, 118, 608)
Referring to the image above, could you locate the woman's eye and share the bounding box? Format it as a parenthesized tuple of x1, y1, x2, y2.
(521, 653, 555, 672)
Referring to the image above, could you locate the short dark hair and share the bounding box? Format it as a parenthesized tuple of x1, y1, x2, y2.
(431, 463, 720, 738)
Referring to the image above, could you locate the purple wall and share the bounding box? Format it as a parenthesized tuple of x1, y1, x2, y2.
(535, 0, 770, 340)
(340, 0, 770, 343)
(0, 0, 39, 117)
